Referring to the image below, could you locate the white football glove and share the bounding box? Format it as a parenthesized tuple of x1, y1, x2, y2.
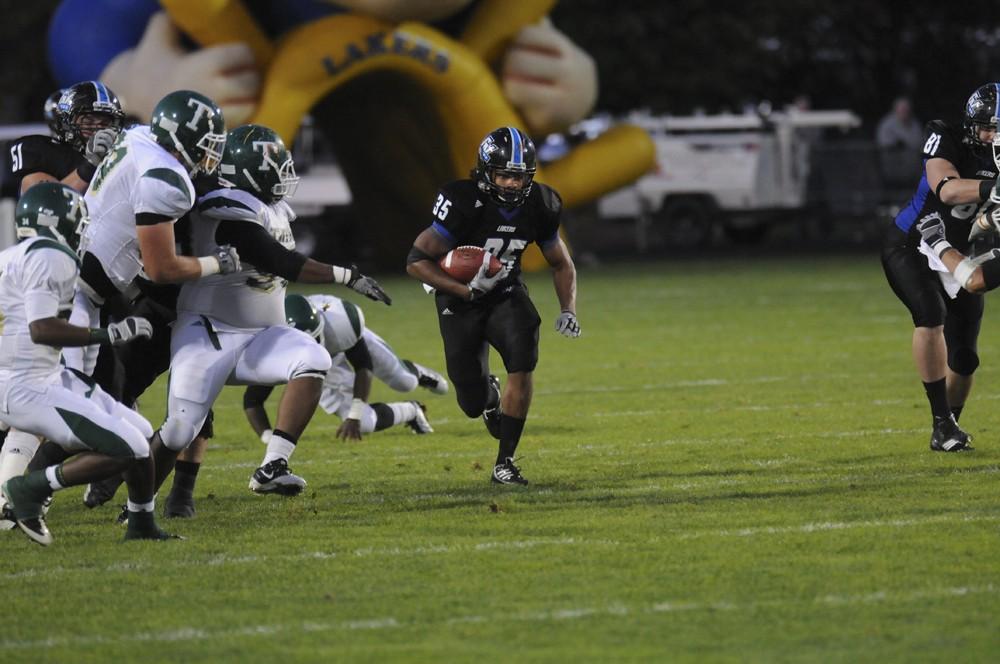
(346, 265, 392, 305)
(107, 317, 153, 346)
(917, 212, 951, 258)
(214, 245, 241, 275)
(468, 253, 509, 299)
(555, 311, 581, 338)
(84, 128, 120, 166)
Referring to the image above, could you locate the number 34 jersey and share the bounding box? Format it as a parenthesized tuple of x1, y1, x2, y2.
(894, 120, 998, 254)
(429, 179, 563, 280)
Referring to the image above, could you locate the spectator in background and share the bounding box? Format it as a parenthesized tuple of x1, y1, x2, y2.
(877, 96, 924, 186)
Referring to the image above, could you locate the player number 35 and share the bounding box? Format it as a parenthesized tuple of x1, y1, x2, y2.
(432, 194, 451, 220)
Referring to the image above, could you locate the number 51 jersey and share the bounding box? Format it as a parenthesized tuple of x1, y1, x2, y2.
(429, 179, 562, 281)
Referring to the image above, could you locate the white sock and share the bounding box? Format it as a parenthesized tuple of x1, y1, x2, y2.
(388, 402, 419, 427)
(45, 465, 66, 492)
(262, 431, 296, 465)
(127, 499, 155, 513)
(0, 431, 41, 490)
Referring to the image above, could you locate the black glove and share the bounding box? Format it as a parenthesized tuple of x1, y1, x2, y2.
(347, 265, 392, 305)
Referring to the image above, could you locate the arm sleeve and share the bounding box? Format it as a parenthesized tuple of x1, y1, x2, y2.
(343, 338, 374, 372)
(214, 220, 308, 279)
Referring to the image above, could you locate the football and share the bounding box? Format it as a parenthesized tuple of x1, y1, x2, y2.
(438, 246, 503, 284)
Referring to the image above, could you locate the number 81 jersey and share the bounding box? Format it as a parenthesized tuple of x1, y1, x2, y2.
(895, 119, 998, 254)
(429, 179, 562, 280)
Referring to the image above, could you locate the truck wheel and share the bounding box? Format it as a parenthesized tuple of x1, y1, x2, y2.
(654, 197, 713, 249)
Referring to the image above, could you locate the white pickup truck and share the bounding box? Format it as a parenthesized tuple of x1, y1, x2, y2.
(594, 108, 862, 249)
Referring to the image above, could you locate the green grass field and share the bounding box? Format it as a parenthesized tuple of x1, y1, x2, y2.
(4, 254, 1000, 663)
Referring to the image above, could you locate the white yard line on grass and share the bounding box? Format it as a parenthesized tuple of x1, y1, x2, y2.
(1, 583, 995, 651)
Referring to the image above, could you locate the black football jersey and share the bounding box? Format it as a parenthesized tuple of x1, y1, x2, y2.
(429, 179, 562, 280)
(894, 120, 998, 253)
(4, 134, 84, 197)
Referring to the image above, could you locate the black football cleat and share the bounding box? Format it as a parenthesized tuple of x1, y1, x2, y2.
(491, 457, 529, 486)
(249, 459, 306, 496)
(164, 491, 196, 519)
(83, 475, 124, 508)
(930, 415, 973, 452)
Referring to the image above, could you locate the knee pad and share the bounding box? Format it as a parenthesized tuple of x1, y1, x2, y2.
(159, 415, 201, 452)
(291, 343, 333, 380)
(948, 347, 980, 376)
(454, 381, 488, 419)
(120, 423, 150, 459)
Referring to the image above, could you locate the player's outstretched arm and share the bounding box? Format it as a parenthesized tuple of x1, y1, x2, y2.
(243, 385, 276, 442)
(138, 217, 239, 283)
(29, 316, 152, 348)
(337, 340, 375, 442)
(541, 236, 580, 337)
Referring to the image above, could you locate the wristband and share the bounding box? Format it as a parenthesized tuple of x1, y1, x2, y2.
(931, 239, 953, 259)
(198, 256, 220, 277)
(260, 429, 272, 444)
(330, 265, 350, 284)
(87, 328, 110, 344)
(76, 160, 97, 183)
(979, 179, 993, 202)
(347, 398, 365, 421)
(953, 258, 976, 288)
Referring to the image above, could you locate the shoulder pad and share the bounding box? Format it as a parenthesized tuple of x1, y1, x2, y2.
(197, 188, 265, 224)
(439, 179, 482, 212)
(312, 295, 366, 353)
(136, 167, 195, 218)
(534, 183, 563, 216)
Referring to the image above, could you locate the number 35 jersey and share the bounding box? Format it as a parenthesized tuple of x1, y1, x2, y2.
(894, 120, 998, 254)
(429, 179, 562, 281)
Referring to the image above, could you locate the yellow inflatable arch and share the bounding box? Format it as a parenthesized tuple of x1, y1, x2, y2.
(163, 0, 655, 269)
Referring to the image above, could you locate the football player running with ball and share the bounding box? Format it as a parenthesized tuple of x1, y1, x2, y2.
(0, 183, 173, 544)
(406, 127, 580, 485)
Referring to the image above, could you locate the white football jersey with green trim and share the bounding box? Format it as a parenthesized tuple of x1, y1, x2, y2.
(0, 238, 78, 382)
(178, 187, 296, 331)
(307, 293, 366, 356)
(81, 126, 194, 293)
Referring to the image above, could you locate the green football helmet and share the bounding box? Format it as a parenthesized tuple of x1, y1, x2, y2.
(15, 182, 89, 253)
(219, 124, 299, 202)
(149, 90, 226, 177)
(285, 294, 324, 343)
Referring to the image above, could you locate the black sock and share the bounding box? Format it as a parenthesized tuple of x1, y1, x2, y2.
(951, 405, 964, 422)
(497, 414, 526, 465)
(169, 460, 200, 500)
(371, 403, 395, 431)
(26, 440, 72, 473)
(922, 378, 950, 420)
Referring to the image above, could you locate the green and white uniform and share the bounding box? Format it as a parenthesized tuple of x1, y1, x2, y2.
(0, 238, 151, 457)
